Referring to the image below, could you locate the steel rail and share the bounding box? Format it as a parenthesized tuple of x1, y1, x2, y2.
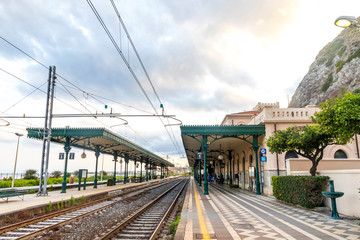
(98, 178, 186, 240)
(0, 179, 173, 239)
(150, 178, 188, 240)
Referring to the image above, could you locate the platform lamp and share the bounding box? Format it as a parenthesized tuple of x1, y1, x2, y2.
(335, 16, 359, 28)
(11, 133, 23, 189)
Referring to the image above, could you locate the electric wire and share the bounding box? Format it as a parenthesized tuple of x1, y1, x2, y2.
(110, 0, 184, 156)
(88, 0, 183, 156)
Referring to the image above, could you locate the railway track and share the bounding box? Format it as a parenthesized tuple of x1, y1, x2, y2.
(98, 178, 188, 240)
(0, 178, 179, 240)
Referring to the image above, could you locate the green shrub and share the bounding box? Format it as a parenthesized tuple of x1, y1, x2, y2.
(229, 184, 239, 188)
(107, 179, 114, 186)
(322, 73, 333, 92)
(336, 60, 345, 73)
(24, 169, 38, 180)
(169, 215, 181, 235)
(272, 175, 329, 208)
(26, 190, 36, 194)
(346, 48, 360, 63)
(337, 45, 347, 57)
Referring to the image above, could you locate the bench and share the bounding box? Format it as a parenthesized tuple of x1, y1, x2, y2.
(0, 189, 26, 202)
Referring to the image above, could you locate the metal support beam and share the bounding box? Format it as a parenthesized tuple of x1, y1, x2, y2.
(61, 137, 71, 193)
(252, 136, 261, 195)
(202, 136, 209, 195)
(229, 150, 233, 186)
(124, 156, 129, 184)
(94, 146, 100, 188)
(113, 151, 118, 185)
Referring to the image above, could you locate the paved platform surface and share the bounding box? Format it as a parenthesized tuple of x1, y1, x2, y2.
(0, 179, 161, 216)
(175, 177, 360, 240)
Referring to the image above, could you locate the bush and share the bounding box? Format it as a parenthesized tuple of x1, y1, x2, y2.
(51, 171, 62, 178)
(107, 179, 114, 186)
(24, 169, 38, 180)
(229, 184, 239, 188)
(272, 175, 329, 209)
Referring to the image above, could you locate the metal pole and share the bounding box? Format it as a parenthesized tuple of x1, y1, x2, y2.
(61, 137, 71, 193)
(38, 66, 52, 195)
(43, 66, 56, 195)
(101, 154, 104, 181)
(94, 146, 100, 188)
(11, 133, 23, 188)
(253, 136, 261, 195)
(202, 136, 209, 195)
(113, 151, 118, 185)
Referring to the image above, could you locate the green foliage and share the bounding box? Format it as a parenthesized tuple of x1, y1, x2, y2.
(314, 92, 360, 144)
(100, 170, 107, 176)
(57, 202, 60, 210)
(70, 196, 76, 205)
(51, 171, 62, 178)
(169, 215, 181, 235)
(317, 58, 326, 65)
(346, 48, 360, 63)
(46, 201, 52, 212)
(66, 173, 71, 178)
(322, 73, 333, 92)
(272, 176, 329, 208)
(24, 169, 38, 180)
(26, 190, 36, 194)
(107, 179, 114, 186)
(337, 45, 347, 57)
(335, 60, 345, 73)
(229, 184, 239, 188)
(324, 39, 344, 67)
(266, 125, 336, 176)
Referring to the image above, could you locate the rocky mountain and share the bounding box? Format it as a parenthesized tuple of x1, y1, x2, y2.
(289, 18, 360, 108)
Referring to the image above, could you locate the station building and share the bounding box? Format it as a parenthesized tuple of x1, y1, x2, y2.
(182, 102, 360, 217)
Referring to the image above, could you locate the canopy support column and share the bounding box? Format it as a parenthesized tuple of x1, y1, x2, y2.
(94, 145, 100, 188)
(145, 159, 149, 181)
(202, 136, 209, 195)
(252, 136, 261, 195)
(112, 151, 118, 185)
(124, 156, 129, 184)
(134, 159, 137, 180)
(198, 159, 201, 186)
(61, 137, 71, 193)
(140, 158, 143, 182)
(228, 150, 233, 186)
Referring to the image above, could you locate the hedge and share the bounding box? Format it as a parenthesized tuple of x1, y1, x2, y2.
(272, 175, 329, 208)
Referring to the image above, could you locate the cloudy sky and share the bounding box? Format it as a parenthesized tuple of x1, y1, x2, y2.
(0, 0, 359, 174)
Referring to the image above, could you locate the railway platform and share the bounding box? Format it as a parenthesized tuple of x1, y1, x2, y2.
(175, 177, 360, 240)
(0, 179, 162, 216)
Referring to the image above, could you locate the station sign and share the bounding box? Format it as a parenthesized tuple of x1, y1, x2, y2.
(197, 152, 202, 159)
(260, 148, 266, 155)
(260, 156, 267, 162)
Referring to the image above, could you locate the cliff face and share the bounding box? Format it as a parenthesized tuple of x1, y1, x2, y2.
(289, 19, 360, 108)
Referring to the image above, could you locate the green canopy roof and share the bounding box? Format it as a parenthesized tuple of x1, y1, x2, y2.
(27, 127, 174, 167)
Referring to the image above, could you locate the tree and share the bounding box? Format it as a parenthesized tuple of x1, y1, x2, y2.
(266, 125, 337, 176)
(51, 171, 62, 178)
(314, 92, 360, 144)
(24, 169, 38, 179)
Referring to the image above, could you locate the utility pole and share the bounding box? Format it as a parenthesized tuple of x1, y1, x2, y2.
(37, 66, 56, 196)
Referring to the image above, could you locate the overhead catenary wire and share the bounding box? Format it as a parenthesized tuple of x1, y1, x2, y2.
(87, 0, 183, 156)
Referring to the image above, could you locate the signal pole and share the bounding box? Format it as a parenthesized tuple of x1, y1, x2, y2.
(37, 66, 56, 196)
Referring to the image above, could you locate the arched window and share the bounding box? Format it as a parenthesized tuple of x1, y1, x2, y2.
(285, 150, 298, 159)
(334, 150, 347, 159)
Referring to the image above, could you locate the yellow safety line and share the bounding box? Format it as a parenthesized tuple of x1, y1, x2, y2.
(193, 182, 210, 239)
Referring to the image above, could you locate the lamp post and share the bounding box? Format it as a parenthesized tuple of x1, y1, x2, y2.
(335, 16, 358, 28)
(12, 133, 23, 189)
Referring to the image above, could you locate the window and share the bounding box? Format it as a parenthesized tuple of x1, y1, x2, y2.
(285, 150, 298, 159)
(334, 150, 347, 159)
